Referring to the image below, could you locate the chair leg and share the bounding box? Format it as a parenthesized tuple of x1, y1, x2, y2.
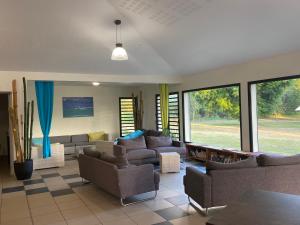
(120, 191, 157, 206)
(188, 196, 209, 216)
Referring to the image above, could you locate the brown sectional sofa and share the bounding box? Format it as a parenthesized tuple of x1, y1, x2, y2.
(184, 154, 300, 212)
(114, 130, 186, 165)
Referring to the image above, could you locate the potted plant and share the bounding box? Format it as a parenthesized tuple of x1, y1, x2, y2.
(8, 77, 34, 180)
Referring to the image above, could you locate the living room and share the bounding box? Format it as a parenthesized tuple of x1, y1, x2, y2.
(0, 1, 300, 225)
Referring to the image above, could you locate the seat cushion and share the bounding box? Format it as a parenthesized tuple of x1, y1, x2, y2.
(146, 136, 172, 149)
(74, 142, 91, 146)
(50, 135, 71, 144)
(119, 135, 147, 151)
(258, 153, 300, 166)
(127, 149, 156, 161)
(64, 143, 75, 147)
(152, 146, 186, 156)
(206, 157, 258, 171)
(72, 134, 89, 143)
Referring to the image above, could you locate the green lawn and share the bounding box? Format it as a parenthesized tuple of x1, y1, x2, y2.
(191, 117, 300, 155)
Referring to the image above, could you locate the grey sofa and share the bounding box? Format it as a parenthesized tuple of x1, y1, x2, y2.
(184, 154, 300, 213)
(78, 149, 160, 206)
(114, 130, 186, 165)
(49, 133, 108, 154)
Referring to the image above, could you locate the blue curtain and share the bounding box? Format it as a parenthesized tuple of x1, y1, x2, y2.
(35, 81, 54, 158)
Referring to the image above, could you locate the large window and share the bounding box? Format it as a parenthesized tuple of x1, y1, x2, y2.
(119, 97, 135, 137)
(249, 76, 300, 155)
(183, 84, 241, 150)
(156, 92, 180, 140)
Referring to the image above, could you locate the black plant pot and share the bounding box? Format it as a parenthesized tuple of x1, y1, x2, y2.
(14, 159, 33, 180)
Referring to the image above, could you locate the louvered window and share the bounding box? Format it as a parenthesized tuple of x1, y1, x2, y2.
(119, 97, 135, 137)
(156, 92, 180, 140)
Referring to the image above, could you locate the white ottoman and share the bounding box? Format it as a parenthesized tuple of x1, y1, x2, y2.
(159, 152, 180, 173)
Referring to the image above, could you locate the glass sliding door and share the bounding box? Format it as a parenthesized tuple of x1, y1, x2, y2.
(250, 76, 300, 155)
(183, 84, 241, 150)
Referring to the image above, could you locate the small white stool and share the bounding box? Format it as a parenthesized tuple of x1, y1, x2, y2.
(159, 152, 180, 173)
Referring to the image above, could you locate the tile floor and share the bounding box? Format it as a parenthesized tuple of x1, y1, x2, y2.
(0, 157, 216, 225)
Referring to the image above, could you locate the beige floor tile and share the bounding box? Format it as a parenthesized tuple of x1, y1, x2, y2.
(28, 193, 55, 208)
(61, 206, 93, 220)
(95, 208, 128, 223)
(37, 168, 58, 175)
(57, 199, 86, 210)
(121, 203, 152, 216)
(143, 199, 174, 211)
(32, 211, 66, 225)
(1, 209, 30, 223)
(30, 203, 60, 217)
(54, 193, 80, 203)
(64, 177, 82, 184)
(129, 211, 166, 225)
(101, 218, 136, 225)
(169, 213, 208, 225)
(66, 215, 101, 225)
(0, 217, 33, 225)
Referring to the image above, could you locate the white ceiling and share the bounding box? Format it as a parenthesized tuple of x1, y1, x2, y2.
(0, 0, 300, 77)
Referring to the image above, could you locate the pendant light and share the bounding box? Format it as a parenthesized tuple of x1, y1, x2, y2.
(111, 19, 128, 61)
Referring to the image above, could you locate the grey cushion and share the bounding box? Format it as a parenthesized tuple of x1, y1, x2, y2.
(258, 154, 300, 166)
(152, 146, 186, 155)
(74, 142, 91, 146)
(83, 148, 101, 158)
(50, 135, 71, 144)
(127, 149, 156, 161)
(101, 152, 129, 169)
(146, 136, 172, 149)
(142, 129, 162, 137)
(72, 134, 89, 143)
(64, 143, 75, 147)
(119, 135, 147, 151)
(206, 157, 258, 171)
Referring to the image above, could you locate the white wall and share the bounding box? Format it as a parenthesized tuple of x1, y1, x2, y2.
(28, 82, 136, 140)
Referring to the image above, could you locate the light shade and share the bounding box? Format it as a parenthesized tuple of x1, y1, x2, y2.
(296, 106, 300, 111)
(92, 82, 100, 86)
(111, 44, 128, 61)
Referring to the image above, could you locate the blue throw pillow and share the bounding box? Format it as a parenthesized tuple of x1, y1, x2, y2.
(122, 130, 144, 140)
(32, 138, 43, 146)
(115, 130, 144, 144)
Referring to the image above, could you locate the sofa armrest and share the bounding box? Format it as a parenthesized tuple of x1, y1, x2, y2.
(172, 140, 184, 147)
(113, 145, 127, 157)
(184, 167, 211, 208)
(117, 164, 158, 198)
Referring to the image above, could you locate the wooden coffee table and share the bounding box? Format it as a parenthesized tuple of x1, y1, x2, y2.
(207, 190, 300, 225)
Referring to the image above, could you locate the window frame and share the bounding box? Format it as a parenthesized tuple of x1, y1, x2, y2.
(119, 97, 135, 137)
(155, 92, 180, 140)
(182, 83, 243, 149)
(248, 74, 300, 152)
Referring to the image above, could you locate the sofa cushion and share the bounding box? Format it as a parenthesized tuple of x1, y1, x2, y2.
(64, 143, 75, 147)
(206, 157, 258, 171)
(88, 131, 106, 142)
(127, 149, 156, 161)
(258, 154, 300, 166)
(72, 134, 89, 143)
(119, 135, 147, 151)
(146, 136, 172, 149)
(101, 152, 129, 169)
(83, 147, 101, 158)
(50, 135, 71, 144)
(152, 146, 186, 155)
(74, 142, 92, 147)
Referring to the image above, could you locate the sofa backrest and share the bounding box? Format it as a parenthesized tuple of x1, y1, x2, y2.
(78, 154, 120, 197)
(50, 135, 71, 144)
(209, 163, 300, 206)
(209, 167, 266, 206)
(71, 134, 89, 143)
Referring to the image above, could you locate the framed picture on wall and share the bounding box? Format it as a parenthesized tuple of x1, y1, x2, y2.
(62, 97, 94, 118)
